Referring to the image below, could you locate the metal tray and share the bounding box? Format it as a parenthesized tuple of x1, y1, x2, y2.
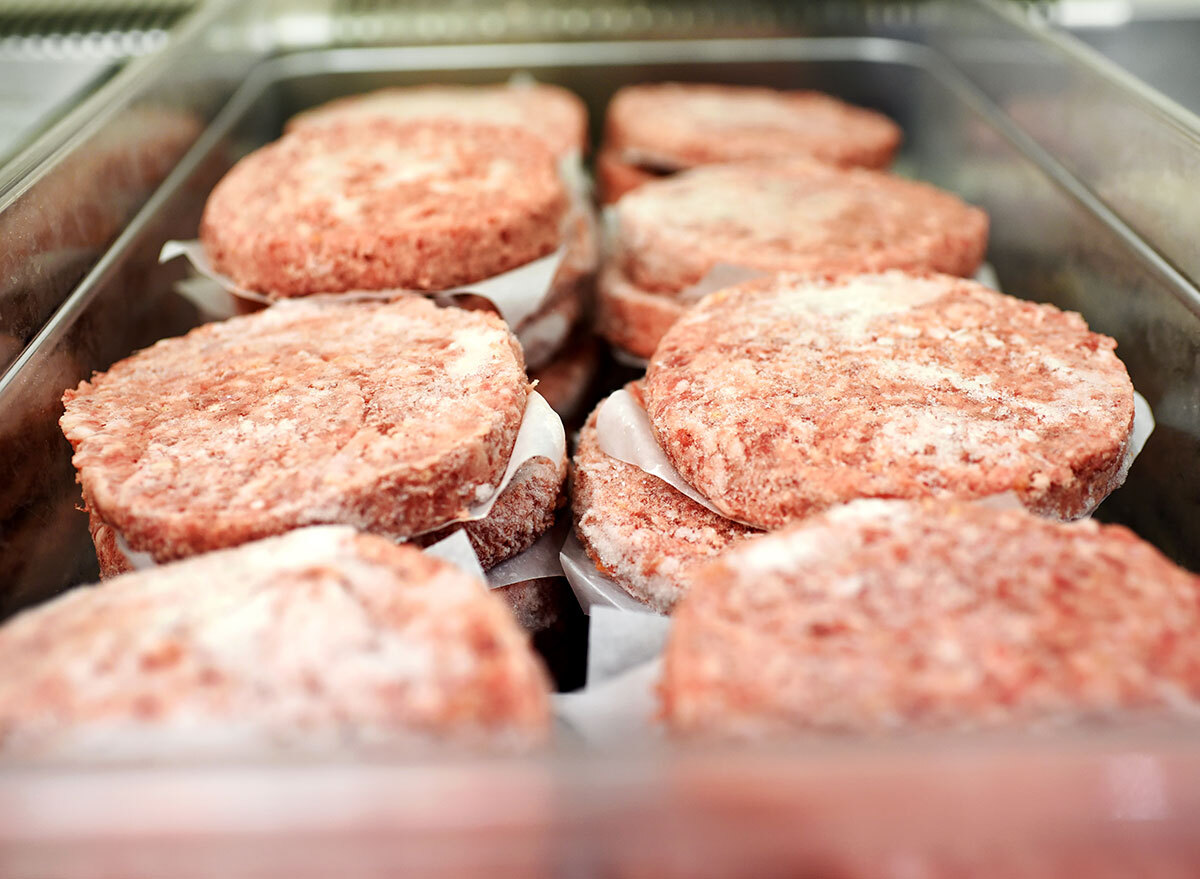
(3, 26, 1200, 874)
(4, 34, 1198, 608)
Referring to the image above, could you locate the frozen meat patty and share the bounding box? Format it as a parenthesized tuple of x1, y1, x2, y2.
(0, 526, 551, 758)
(595, 146, 661, 204)
(598, 159, 988, 358)
(61, 296, 553, 565)
(662, 500, 1200, 739)
(614, 159, 988, 294)
(416, 454, 567, 570)
(573, 386, 758, 613)
(200, 118, 568, 298)
(601, 83, 901, 202)
(286, 82, 589, 160)
(644, 272, 1135, 526)
(595, 260, 692, 361)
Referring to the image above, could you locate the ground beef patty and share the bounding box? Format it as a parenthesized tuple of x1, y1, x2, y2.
(644, 272, 1134, 526)
(598, 159, 988, 357)
(595, 146, 662, 204)
(286, 82, 588, 160)
(662, 500, 1200, 739)
(200, 118, 568, 298)
(416, 453, 567, 570)
(614, 159, 988, 295)
(61, 296, 542, 565)
(573, 386, 758, 613)
(595, 260, 691, 361)
(0, 526, 551, 758)
(600, 83, 901, 202)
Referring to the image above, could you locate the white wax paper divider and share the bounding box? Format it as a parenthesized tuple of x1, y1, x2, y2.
(422, 529, 488, 586)
(113, 529, 159, 572)
(610, 347, 650, 371)
(1129, 390, 1155, 464)
(554, 659, 663, 748)
(172, 275, 239, 321)
(973, 262, 1001, 291)
(426, 390, 566, 530)
(560, 531, 655, 615)
(485, 524, 566, 589)
(559, 150, 594, 210)
(677, 263, 770, 304)
(588, 605, 672, 685)
(594, 388, 759, 525)
(159, 239, 566, 329)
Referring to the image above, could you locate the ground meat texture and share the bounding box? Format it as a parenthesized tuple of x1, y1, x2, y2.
(0, 527, 551, 757)
(416, 454, 567, 570)
(662, 499, 1200, 739)
(61, 296, 530, 563)
(573, 386, 758, 613)
(644, 272, 1134, 527)
(200, 118, 568, 298)
(613, 159, 988, 295)
(286, 83, 588, 160)
(595, 261, 690, 361)
(605, 83, 901, 171)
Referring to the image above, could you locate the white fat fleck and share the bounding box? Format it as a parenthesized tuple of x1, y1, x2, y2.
(443, 326, 499, 380)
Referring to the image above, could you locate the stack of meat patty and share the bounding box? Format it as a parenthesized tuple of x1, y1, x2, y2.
(0, 77, 1194, 761)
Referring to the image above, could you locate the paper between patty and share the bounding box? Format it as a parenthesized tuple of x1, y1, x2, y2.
(160, 238, 566, 329)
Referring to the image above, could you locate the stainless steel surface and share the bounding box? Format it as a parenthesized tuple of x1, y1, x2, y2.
(1065, 12, 1200, 116)
(0, 57, 113, 162)
(926, 1, 1200, 321)
(6, 30, 1200, 606)
(0, 1, 190, 62)
(0, 0, 264, 374)
(0, 0, 262, 607)
(3, 2, 1200, 867)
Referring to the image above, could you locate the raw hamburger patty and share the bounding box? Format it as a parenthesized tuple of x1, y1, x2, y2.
(416, 453, 567, 570)
(200, 118, 568, 298)
(573, 386, 758, 613)
(286, 83, 588, 159)
(605, 83, 901, 171)
(510, 211, 595, 370)
(662, 500, 1200, 738)
(612, 159, 988, 295)
(61, 296, 535, 563)
(0, 526, 551, 757)
(91, 452, 567, 577)
(595, 261, 690, 360)
(497, 578, 575, 634)
(595, 147, 661, 204)
(644, 272, 1135, 526)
